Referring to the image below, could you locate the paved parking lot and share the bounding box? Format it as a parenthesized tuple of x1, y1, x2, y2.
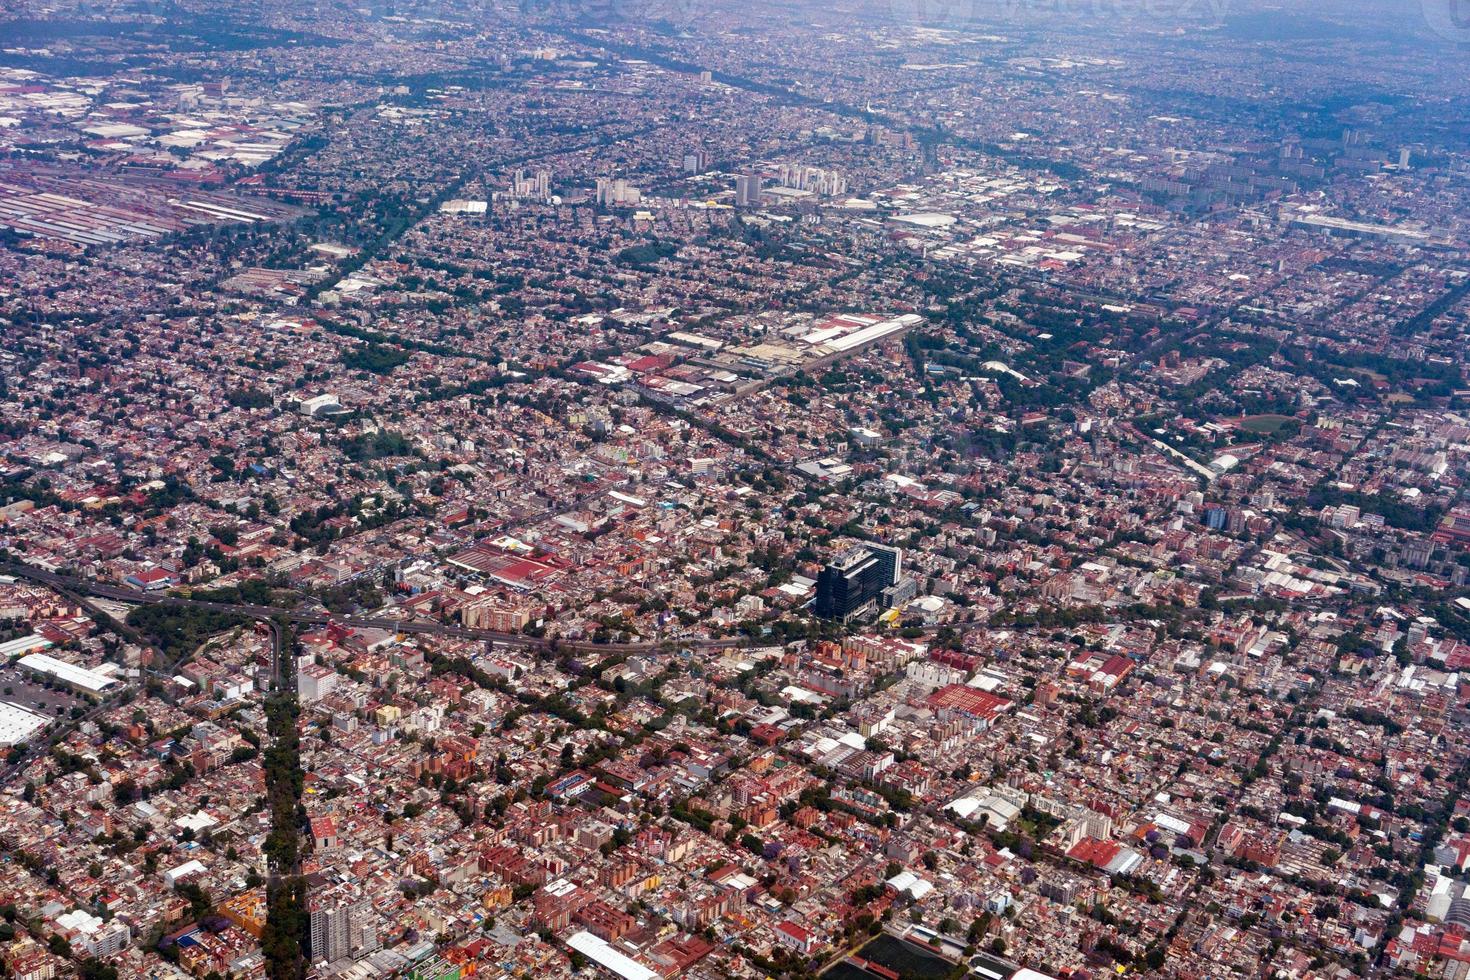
(0, 666, 86, 719)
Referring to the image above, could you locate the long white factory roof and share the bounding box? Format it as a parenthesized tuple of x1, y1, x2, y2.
(565, 931, 658, 980)
(0, 702, 48, 747)
(18, 652, 119, 693)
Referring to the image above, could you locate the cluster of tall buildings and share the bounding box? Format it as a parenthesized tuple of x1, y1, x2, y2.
(594, 177, 641, 206)
(734, 174, 762, 207)
(508, 168, 552, 201)
(776, 163, 847, 196)
(681, 149, 709, 174)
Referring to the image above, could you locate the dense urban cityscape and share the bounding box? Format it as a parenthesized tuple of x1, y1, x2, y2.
(1, 1, 1469, 978)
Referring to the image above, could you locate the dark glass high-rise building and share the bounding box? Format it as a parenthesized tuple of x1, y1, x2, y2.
(814, 544, 902, 620)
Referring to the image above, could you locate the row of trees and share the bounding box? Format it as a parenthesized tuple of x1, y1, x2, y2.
(262, 625, 308, 980)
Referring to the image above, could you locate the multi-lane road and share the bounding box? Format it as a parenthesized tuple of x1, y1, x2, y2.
(1, 563, 747, 655)
(3, 563, 1014, 669)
